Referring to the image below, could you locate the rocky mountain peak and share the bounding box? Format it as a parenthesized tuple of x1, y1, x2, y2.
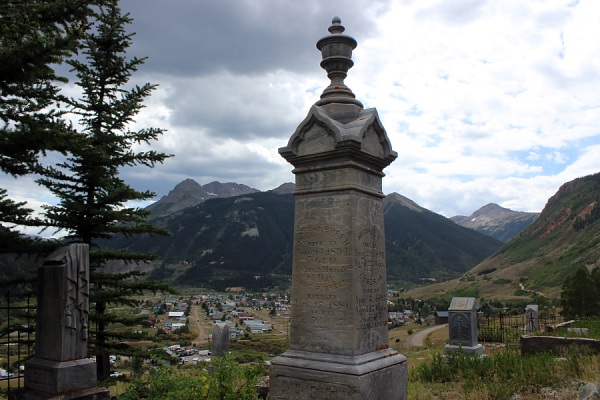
(269, 182, 295, 195)
(474, 203, 510, 216)
(175, 178, 202, 190)
(384, 192, 423, 212)
(451, 203, 539, 243)
(166, 179, 204, 196)
(146, 180, 259, 219)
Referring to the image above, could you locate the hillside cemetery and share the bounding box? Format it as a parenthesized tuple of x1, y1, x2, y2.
(2, 4, 600, 400)
(1, 252, 600, 399)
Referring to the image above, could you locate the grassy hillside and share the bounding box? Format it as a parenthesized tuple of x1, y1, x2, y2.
(406, 172, 600, 301)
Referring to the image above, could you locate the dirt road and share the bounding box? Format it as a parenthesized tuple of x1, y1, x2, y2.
(190, 305, 210, 346)
(406, 324, 447, 348)
(519, 283, 546, 297)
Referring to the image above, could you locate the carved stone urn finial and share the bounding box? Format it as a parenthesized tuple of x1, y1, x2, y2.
(315, 17, 363, 107)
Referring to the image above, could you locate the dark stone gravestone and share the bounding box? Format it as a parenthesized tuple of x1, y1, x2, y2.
(269, 17, 407, 400)
(444, 297, 484, 355)
(11, 244, 109, 399)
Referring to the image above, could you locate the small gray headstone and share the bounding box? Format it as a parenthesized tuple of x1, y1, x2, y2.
(568, 327, 589, 335)
(445, 297, 483, 355)
(211, 323, 230, 357)
(525, 304, 539, 333)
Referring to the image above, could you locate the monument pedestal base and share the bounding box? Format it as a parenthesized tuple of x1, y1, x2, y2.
(8, 386, 110, 400)
(269, 349, 407, 400)
(24, 358, 96, 394)
(444, 344, 484, 356)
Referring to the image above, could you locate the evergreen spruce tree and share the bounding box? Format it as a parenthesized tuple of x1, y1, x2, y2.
(591, 266, 600, 292)
(0, 0, 96, 252)
(36, 0, 173, 380)
(560, 266, 600, 317)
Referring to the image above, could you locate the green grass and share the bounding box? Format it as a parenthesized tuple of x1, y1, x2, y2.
(410, 348, 599, 399)
(447, 285, 479, 299)
(229, 336, 288, 364)
(551, 317, 600, 340)
(525, 260, 572, 290)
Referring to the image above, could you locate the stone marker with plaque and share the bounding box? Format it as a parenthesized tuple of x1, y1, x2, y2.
(444, 297, 484, 356)
(269, 17, 407, 400)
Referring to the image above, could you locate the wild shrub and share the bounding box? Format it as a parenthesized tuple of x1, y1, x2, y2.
(411, 348, 596, 399)
(120, 355, 262, 400)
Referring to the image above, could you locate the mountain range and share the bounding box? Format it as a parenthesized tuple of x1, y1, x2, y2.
(143, 179, 537, 243)
(102, 181, 512, 291)
(145, 179, 259, 218)
(3, 171, 596, 298)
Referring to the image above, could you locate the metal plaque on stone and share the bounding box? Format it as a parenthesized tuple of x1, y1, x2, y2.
(445, 297, 483, 355)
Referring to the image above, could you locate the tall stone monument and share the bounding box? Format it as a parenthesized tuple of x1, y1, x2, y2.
(269, 17, 407, 400)
(22, 244, 102, 397)
(444, 297, 484, 355)
(211, 322, 230, 357)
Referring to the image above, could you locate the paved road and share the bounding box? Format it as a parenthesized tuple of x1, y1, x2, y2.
(406, 324, 447, 348)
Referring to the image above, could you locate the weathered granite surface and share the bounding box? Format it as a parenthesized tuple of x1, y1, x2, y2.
(270, 17, 407, 400)
(24, 244, 96, 395)
(578, 383, 600, 400)
(8, 386, 110, 400)
(211, 323, 230, 357)
(521, 335, 600, 355)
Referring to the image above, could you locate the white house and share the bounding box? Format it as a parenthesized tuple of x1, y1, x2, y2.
(168, 311, 185, 318)
(171, 322, 185, 330)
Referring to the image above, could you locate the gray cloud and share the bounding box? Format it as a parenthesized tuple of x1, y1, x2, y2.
(415, 0, 488, 25)
(4, 0, 600, 232)
(161, 72, 312, 139)
(123, 0, 389, 77)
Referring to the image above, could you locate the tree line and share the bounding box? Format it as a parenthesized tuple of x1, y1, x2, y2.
(561, 266, 600, 317)
(1, 0, 173, 379)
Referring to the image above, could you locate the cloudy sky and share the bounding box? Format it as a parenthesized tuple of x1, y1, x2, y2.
(3, 0, 600, 235)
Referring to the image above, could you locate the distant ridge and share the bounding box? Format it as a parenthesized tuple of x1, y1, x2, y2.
(145, 179, 259, 218)
(383, 193, 503, 282)
(269, 182, 295, 195)
(451, 203, 539, 242)
(100, 184, 502, 291)
(385, 192, 423, 213)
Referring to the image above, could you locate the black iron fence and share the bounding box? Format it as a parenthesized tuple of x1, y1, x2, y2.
(477, 312, 573, 344)
(0, 282, 36, 394)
